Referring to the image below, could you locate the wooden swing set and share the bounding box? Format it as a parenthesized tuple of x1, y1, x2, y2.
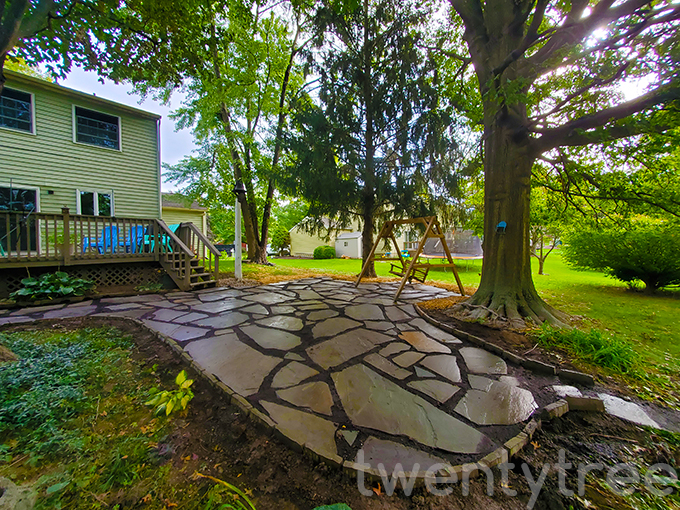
(355, 216, 466, 302)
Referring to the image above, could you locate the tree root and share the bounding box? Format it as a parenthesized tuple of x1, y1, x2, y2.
(445, 289, 570, 331)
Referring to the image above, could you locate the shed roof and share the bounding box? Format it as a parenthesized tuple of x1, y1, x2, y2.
(161, 193, 207, 211)
(336, 232, 362, 239)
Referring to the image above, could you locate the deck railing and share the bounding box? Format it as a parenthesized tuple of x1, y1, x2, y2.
(1, 208, 168, 267)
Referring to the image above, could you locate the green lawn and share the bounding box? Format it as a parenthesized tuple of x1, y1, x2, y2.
(222, 252, 680, 405)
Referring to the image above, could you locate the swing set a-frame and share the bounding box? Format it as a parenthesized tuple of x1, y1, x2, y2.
(355, 216, 466, 302)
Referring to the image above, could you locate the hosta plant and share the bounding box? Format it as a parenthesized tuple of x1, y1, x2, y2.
(10, 272, 95, 301)
(145, 370, 194, 416)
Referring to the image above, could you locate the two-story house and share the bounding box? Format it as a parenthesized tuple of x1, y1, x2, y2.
(0, 70, 219, 295)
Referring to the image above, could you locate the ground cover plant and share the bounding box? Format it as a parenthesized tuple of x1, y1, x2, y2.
(0, 326, 257, 509)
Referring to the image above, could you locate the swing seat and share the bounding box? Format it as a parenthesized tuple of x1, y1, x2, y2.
(389, 263, 405, 277)
(408, 265, 429, 283)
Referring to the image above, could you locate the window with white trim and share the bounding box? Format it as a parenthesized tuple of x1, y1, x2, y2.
(77, 190, 113, 216)
(0, 88, 33, 133)
(74, 107, 120, 150)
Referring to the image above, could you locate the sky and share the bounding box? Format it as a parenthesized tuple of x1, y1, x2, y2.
(59, 67, 196, 192)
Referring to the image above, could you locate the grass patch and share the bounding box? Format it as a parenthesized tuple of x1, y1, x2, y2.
(0, 328, 254, 509)
(530, 324, 637, 374)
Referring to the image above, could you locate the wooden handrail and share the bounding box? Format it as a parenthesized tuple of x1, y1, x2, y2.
(180, 222, 220, 257)
(154, 220, 194, 256)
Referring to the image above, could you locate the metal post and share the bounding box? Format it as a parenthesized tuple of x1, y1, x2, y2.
(234, 197, 242, 280)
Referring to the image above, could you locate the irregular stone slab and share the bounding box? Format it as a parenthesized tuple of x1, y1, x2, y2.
(277, 381, 334, 416)
(255, 315, 304, 331)
(398, 304, 417, 316)
(598, 393, 660, 428)
(553, 385, 582, 398)
(10, 303, 64, 315)
(0, 316, 33, 325)
(468, 374, 494, 391)
(271, 305, 296, 315)
(307, 334, 375, 370)
(340, 429, 359, 446)
(284, 352, 305, 361)
(307, 309, 339, 321)
(364, 321, 394, 331)
(345, 304, 385, 321)
(94, 309, 150, 319)
(361, 437, 449, 477)
(199, 290, 242, 301)
(242, 304, 269, 315)
(106, 303, 148, 311)
(261, 401, 338, 460)
(333, 365, 490, 454)
(297, 290, 323, 300)
(397, 324, 415, 331)
(499, 376, 520, 387)
(186, 334, 281, 396)
(194, 299, 249, 313)
(174, 312, 209, 323)
(379, 342, 410, 357)
(415, 367, 436, 378)
(399, 331, 451, 354)
(271, 361, 320, 389)
(149, 308, 186, 322)
(142, 319, 209, 342)
(460, 347, 507, 375)
(329, 293, 356, 302)
(455, 379, 537, 425)
(300, 304, 328, 310)
(392, 351, 425, 368)
(312, 317, 361, 338)
(42, 306, 97, 319)
(410, 318, 461, 343)
(241, 325, 301, 351)
(364, 354, 411, 380)
(408, 380, 460, 403)
(194, 312, 249, 329)
(243, 293, 294, 305)
(420, 355, 462, 383)
(385, 306, 412, 322)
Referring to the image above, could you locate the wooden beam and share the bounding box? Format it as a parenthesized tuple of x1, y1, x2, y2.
(394, 216, 436, 302)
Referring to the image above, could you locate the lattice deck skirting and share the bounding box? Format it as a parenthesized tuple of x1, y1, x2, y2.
(0, 262, 170, 298)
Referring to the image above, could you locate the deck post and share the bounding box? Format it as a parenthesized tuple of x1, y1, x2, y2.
(61, 207, 71, 266)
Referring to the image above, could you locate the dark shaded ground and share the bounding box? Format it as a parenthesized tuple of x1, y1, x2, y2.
(2, 317, 678, 510)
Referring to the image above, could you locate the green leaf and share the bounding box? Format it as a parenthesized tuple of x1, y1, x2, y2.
(54, 271, 69, 278)
(165, 399, 174, 415)
(46, 480, 70, 495)
(175, 370, 187, 386)
(180, 379, 193, 390)
(20, 277, 38, 286)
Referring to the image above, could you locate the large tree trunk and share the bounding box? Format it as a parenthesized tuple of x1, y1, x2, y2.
(452, 121, 567, 328)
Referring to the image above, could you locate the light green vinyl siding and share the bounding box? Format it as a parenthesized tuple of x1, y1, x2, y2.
(161, 208, 206, 235)
(0, 73, 160, 219)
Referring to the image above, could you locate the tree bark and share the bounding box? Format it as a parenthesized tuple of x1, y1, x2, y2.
(453, 120, 567, 328)
(360, 194, 376, 277)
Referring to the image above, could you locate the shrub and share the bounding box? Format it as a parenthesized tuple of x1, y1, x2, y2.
(10, 272, 95, 301)
(270, 225, 291, 255)
(313, 245, 335, 259)
(562, 220, 680, 293)
(531, 324, 636, 374)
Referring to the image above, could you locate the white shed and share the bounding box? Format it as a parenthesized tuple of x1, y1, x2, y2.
(335, 232, 363, 258)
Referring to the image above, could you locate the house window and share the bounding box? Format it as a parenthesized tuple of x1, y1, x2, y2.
(0, 185, 39, 253)
(77, 190, 113, 216)
(74, 107, 120, 150)
(344, 241, 348, 246)
(0, 88, 33, 133)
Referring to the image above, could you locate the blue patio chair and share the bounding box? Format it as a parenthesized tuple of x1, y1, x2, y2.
(83, 226, 119, 254)
(144, 223, 181, 253)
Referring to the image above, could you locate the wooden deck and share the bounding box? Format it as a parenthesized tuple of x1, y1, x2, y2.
(0, 208, 220, 291)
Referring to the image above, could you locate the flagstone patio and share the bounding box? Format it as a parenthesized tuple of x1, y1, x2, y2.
(1, 277, 672, 477)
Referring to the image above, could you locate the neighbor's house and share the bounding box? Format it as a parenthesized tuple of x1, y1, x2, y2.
(0, 70, 219, 295)
(161, 193, 208, 236)
(289, 218, 410, 258)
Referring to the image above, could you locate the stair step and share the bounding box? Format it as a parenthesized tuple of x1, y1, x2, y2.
(190, 272, 212, 280)
(190, 280, 217, 288)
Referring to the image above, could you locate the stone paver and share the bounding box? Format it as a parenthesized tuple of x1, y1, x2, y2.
(408, 380, 460, 403)
(333, 364, 491, 454)
(399, 331, 451, 354)
(277, 381, 334, 416)
(460, 347, 508, 375)
(312, 317, 361, 338)
(271, 361, 319, 389)
(361, 437, 448, 477)
(598, 393, 660, 428)
(420, 354, 462, 383)
(455, 377, 537, 425)
(345, 304, 385, 321)
(364, 353, 411, 380)
(241, 324, 301, 350)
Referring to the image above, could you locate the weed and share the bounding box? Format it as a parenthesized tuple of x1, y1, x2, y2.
(530, 324, 637, 374)
(145, 370, 195, 416)
(135, 282, 164, 293)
